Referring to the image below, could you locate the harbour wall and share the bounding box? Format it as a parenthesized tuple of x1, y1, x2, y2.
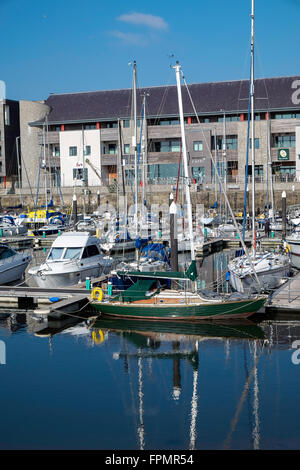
(0, 186, 299, 214)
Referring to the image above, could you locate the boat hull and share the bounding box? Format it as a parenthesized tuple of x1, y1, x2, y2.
(92, 297, 266, 321)
(286, 238, 300, 269)
(30, 265, 103, 288)
(0, 257, 31, 284)
(229, 263, 290, 293)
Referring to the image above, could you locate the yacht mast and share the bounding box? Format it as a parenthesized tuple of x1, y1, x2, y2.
(250, 0, 256, 253)
(132, 61, 138, 237)
(174, 62, 195, 261)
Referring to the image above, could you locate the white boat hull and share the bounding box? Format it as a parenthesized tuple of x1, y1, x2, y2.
(30, 264, 104, 289)
(286, 238, 300, 269)
(229, 262, 290, 293)
(0, 254, 31, 285)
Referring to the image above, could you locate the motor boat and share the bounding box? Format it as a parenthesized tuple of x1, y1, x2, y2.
(28, 231, 114, 288)
(0, 244, 31, 284)
(228, 250, 290, 293)
(0, 215, 27, 237)
(32, 216, 67, 236)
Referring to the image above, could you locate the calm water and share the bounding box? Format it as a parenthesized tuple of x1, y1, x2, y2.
(0, 249, 300, 450)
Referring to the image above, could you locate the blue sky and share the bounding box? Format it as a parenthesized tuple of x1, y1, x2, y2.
(0, 0, 299, 101)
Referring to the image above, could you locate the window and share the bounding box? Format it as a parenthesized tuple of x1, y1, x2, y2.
(217, 115, 240, 122)
(73, 168, 88, 181)
(64, 247, 82, 259)
(54, 146, 60, 157)
(274, 113, 300, 119)
(193, 141, 203, 152)
(212, 162, 225, 180)
(273, 134, 295, 148)
(211, 135, 238, 150)
(48, 247, 64, 260)
(0, 161, 2, 173)
(0, 146, 1, 157)
(84, 124, 97, 129)
(4, 105, 10, 125)
(87, 245, 100, 257)
(148, 164, 180, 183)
(109, 143, 117, 154)
(105, 121, 118, 129)
(153, 140, 181, 152)
(84, 145, 91, 156)
(124, 144, 130, 154)
(159, 118, 180, 126)
(69, 146, 77, 156)
(250, 138, 260, 149)
(123, 120, 130, 128)
(192, 167, 205, 183)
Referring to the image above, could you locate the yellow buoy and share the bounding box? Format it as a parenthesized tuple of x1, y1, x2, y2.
(91, 287, 103, 302)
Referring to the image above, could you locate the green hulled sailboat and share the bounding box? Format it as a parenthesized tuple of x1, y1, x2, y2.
(91, 261, 266, 321)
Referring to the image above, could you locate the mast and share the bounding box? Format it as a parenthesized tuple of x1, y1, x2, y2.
(267, 112, 275, 222)
(132, 61, 138, 237)
(82, 125, 86, 217)
(250, 0, 256, 253)
(42, 122, 48, 214)
(174, 61, 195, 261)
(222, 110, 227, 220)
(141, 94, 147, 208)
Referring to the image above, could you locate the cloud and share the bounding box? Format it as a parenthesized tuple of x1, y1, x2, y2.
(117, 12, 168, 31)
(109, 30, 149, 46)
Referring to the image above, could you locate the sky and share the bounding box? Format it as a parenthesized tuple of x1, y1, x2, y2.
(0, 0, 299, 101)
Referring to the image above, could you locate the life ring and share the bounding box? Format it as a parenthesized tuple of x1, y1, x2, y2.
(91, 287, 103, 302)
(92, 329, 104, 344)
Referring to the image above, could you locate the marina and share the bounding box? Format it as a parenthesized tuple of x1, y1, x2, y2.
(1, 0, 300, 454)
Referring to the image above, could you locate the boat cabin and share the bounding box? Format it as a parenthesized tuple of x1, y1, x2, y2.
(47, 232, 101, 261)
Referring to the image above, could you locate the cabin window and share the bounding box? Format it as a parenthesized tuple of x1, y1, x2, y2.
(87, 245, 100, 257)
(64, 247, 82, 259)
(0, 247, 15, 259)
(123, 120, 130, 128)
(48, 247, 64, 260)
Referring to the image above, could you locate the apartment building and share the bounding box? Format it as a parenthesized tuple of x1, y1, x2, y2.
(24, 75, 300, 193)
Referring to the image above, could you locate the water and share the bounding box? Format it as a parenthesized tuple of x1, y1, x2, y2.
(0, 249, 300, 450)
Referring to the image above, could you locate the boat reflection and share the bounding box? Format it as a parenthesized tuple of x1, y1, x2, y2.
(90, 317, 266, 342)
(90, 317, 265, 450)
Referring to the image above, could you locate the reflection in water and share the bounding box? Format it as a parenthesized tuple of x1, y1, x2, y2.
(91, 317, 266, 450)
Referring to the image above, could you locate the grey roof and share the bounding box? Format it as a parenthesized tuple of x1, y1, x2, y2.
(34, 75, 300, 125)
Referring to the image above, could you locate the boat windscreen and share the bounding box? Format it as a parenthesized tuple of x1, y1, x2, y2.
(48, 247, 64, 260)
(64, 247, 82, 259)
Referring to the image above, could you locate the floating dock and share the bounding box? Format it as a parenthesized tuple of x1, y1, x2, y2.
(0, 285, 95, 319)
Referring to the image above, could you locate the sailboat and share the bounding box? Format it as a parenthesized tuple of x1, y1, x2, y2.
(228, 0, 290, 293)
(91, 61, 267, 321)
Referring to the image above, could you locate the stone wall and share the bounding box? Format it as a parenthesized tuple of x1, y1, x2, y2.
(0, 186, 300, 215)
